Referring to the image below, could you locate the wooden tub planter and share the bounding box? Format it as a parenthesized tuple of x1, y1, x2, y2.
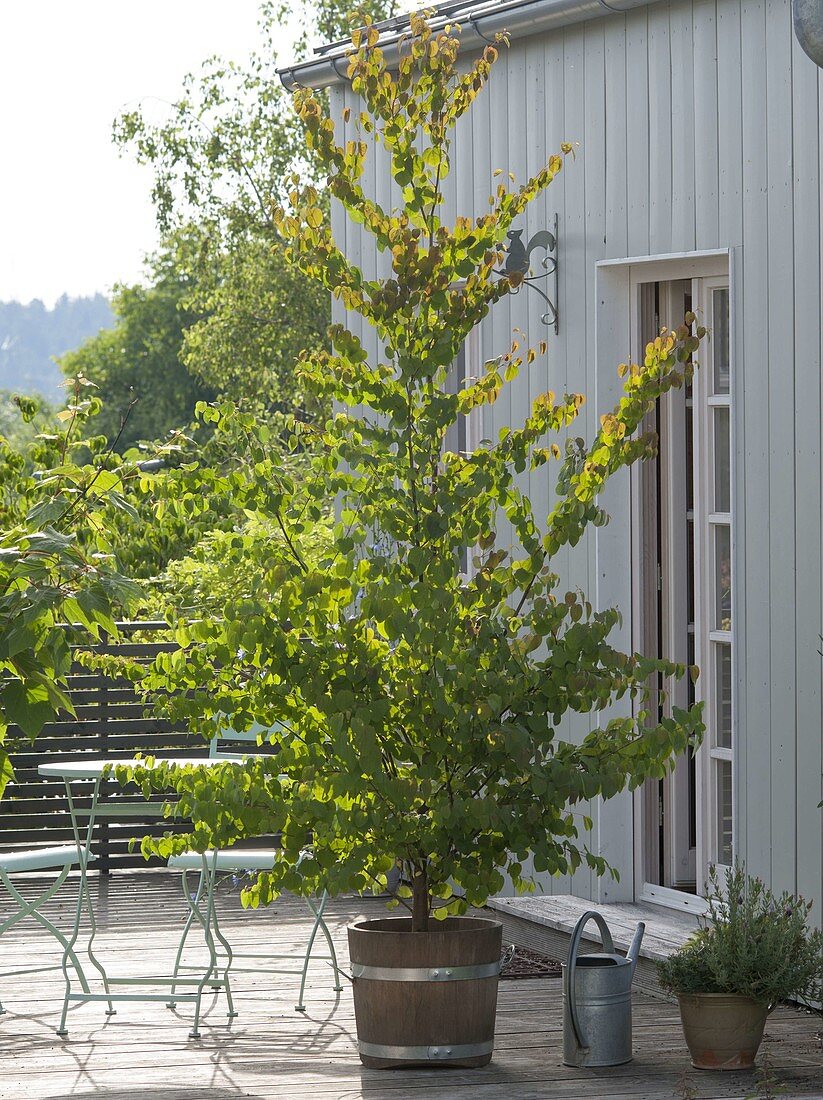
(347, 915, 503, 1069)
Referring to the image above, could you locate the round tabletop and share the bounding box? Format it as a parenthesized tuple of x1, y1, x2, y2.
(38, 755, 223, 780)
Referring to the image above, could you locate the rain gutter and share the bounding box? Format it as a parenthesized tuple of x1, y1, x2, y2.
(277, 0, 659, 89)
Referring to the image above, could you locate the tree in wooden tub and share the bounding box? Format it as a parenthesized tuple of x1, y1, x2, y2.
(124, 13, 705, 1069)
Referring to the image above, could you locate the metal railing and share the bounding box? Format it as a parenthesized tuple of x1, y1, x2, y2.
(0, 622, 202, 873)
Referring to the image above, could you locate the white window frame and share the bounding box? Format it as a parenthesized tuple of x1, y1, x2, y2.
(622, 256, 732, 915)
(694, 276, 734, 882)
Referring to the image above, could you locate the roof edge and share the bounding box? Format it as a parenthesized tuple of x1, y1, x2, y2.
(277, 0, 656, 90)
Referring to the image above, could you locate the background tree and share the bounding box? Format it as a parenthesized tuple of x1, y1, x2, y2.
(116, 17, 705, 931)
(2, 1, 395, 791)
(171, 224, 328, 415)
(112, 0, 396, 419)
(155, 409, 334, 619)
(0, 384, 142, 798)
(98, 401, 330, 601)
(59, 242, 216, 450)
(0, 391, 55, 455)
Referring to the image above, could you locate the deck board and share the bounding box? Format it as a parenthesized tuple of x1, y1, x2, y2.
(1, 872, 821, 1099)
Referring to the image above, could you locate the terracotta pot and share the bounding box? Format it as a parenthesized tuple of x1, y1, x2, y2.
(347, 915, 503, 1069)
(677, 992, 770, 1070)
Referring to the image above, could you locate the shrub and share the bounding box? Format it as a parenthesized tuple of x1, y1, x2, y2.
(657, 864, 823, 1005)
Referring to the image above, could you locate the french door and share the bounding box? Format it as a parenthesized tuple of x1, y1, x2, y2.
(635, 276, 733, 909)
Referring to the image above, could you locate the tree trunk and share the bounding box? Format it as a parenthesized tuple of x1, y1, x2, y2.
(411, 862, 429, 932)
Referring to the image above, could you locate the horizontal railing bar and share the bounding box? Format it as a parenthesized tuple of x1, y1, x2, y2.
(34, 719, 183, 736)
(11, 737, 198, 755)
(58, 620, 172, 633)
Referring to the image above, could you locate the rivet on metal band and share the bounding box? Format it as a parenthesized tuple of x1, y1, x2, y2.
(358, 1039, 494, 1061)
(350, 961, 501, 982)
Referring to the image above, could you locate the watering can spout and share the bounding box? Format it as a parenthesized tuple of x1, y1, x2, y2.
(627, 922, 645, 974)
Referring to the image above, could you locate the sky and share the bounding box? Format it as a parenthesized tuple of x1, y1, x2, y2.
(0, 1, 289, 307)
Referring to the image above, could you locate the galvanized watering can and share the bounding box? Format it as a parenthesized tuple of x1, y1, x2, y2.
(562, 911, 645, 1067)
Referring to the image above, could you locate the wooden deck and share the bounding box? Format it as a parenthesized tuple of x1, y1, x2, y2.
(1, 872, 821, 1099)
(487, 894, 704, 997)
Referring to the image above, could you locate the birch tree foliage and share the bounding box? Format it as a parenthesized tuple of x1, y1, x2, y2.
(114, 0, 396, 414)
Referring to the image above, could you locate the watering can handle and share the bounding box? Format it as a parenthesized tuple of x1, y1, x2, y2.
(567, 910, 615, 1052)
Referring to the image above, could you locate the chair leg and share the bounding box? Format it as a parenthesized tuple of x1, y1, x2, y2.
(80, 856, 115, 1016)
(81, 871, 116, 1016)
(296, 891, 341, 1011)
(65, 777, 114, 1020)
(208, 887, 237, 1018)
(167, 867, 205, 1006)
(0, 868, 91, 996)
(190, 853, 233, 1038)
(57, 989, 70, 1039)
(312, 892, 345, 991)
(57, 857, 87, 1038)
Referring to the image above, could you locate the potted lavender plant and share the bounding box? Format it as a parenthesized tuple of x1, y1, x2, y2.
(658, 865, 823, 1070)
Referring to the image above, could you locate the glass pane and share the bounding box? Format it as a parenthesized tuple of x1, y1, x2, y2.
(689, 749, 696, 848)
(715, 524, 732, 631)
(717, 759, 733, 865)
(686, 518, 695, 626)
(715, 643, 732, 748)
(712, 287, 730, 394)
(714, 407, 731, 514)
(685, 283, 694, 398)
(685, 403, 694, 509)
(687, 633, 695, 708)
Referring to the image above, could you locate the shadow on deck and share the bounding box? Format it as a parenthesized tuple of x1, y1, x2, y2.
(1, 871, 821, 1099)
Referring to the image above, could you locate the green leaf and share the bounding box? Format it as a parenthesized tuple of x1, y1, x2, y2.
(0, 749, 14, 799)
(1, 680, 55, 739)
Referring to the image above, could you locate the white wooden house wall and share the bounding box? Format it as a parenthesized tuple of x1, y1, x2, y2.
(328, 0, 823, 913)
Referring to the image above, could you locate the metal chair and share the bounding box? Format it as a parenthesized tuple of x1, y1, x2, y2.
(0, 845, 94, 1015)
(166, 721, 344, 1026)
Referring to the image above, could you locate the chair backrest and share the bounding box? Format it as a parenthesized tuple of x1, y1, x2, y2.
(209, 719, 286, 760)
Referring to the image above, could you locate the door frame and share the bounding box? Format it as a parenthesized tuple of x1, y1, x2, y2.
(594, 250, 733, 909)
(628, 260, 730, 914)
(658, 279, 698, 893)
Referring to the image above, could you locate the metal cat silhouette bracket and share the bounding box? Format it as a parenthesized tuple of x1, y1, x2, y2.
(501, 215, 559, 334)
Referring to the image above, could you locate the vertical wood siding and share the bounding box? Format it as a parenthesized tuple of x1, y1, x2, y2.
(791, 23, 823, 917)
(740, 0, 773, 884)
(765, 0, 797, 897)
(328, 0, 823, 910)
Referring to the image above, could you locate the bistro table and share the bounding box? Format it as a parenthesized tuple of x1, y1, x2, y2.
(38, 755, 244, 1038)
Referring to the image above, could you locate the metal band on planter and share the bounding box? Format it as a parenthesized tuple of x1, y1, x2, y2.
(351, 961, 501, 982)
(357, 1040, 495, 1061)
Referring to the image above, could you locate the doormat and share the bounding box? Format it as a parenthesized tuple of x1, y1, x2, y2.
(500, 943, 562, 979)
